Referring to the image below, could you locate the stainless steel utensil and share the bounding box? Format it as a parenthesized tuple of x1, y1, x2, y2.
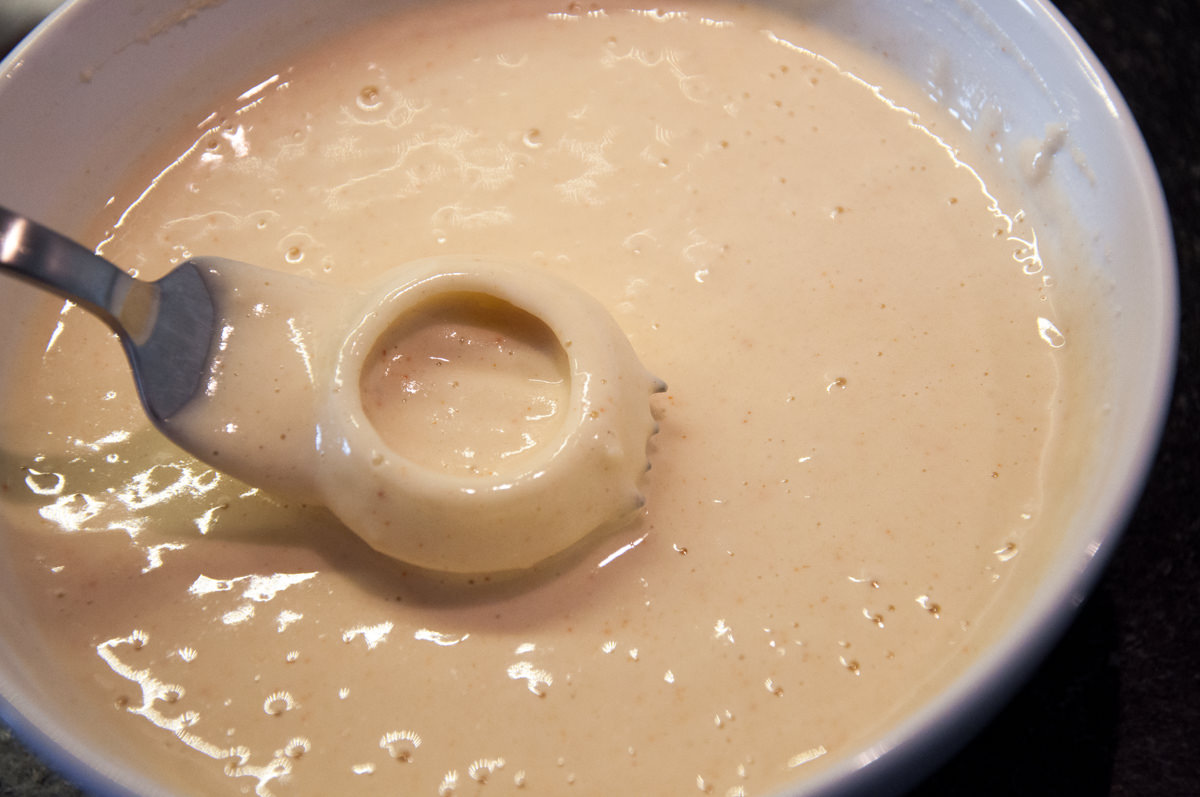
(0, 203, 218, 424)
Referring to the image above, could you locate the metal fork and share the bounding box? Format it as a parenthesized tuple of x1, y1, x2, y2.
(0, 203, 217, 424)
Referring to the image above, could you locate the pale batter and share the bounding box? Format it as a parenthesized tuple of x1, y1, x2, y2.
(152, 254, 663, 572)
(0, 2, 1078, 795)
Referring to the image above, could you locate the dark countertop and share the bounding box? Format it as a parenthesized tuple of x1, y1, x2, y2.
(2, 1, 1197, 795)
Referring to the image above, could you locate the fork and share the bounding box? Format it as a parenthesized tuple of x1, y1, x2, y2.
(0, 203, 218, 424)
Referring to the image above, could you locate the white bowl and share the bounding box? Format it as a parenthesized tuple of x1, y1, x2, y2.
(0, 1, 1176, 795)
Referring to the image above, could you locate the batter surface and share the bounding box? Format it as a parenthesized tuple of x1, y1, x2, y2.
(0, 2, 1074, 795)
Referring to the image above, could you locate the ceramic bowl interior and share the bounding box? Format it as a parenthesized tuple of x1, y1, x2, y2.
(0, 1, 1175, 795)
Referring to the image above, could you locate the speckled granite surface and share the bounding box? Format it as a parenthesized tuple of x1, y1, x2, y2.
(1, 1, 1197, 795)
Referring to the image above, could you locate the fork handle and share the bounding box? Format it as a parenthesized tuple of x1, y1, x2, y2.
(0, 204, 143, 339)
